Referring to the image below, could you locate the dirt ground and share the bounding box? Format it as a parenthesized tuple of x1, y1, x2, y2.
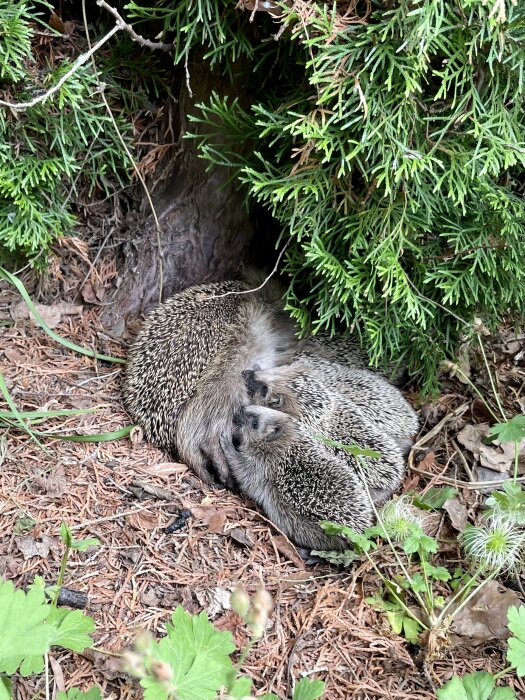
(1, 274, 525, 700)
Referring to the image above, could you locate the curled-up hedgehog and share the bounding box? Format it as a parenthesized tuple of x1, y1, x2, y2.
(242, 358, 412, 502)
(123, 280, 295, 487)
(244, 355, 418, 458)
(220, 405, 373, 551)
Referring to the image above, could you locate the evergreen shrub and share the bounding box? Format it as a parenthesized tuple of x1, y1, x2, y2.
(131, 0, 525, 392)
(0, 2, 166, 267)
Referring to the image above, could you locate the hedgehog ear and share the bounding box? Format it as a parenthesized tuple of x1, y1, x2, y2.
(242, 369, 268, 398)
(266, 420, 284, 442)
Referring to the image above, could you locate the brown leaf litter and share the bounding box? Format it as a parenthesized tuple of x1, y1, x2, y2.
(1, 292, 525, 699)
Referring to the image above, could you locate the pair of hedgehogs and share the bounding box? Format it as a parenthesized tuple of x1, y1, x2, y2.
(123, 279, 418, 552)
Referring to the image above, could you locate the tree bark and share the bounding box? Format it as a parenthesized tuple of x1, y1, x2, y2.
(101, 61, 255, 331)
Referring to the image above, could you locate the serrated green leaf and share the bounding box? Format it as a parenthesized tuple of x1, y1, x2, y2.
(486, 483, 525, 525)
(293, 677, 325, 700)
(71, 537, 100, 552)
(413, 486, 458, 511)
(315, 435, 380, 458)
(437, 676, 469, 700)
(386, 610, 403, 636)
(56, 688, 103, 700)
(461, 672, 496, 700)
(437, 671, 513, 700)
(141, 606, 236, 700)
(0, 676, 12, 700)
(491, 689, 517, 700)
(47, 608, 96, 652)
(401, 617, 421, 645)
(0, 579, 55, 676)
(258, 694, 280, 700)
(227, 676, 252, 697)
(320, 521, 376, 553)
(507, 605, 525, 676)
(487, 416, 525, 444)
(311, 549, 358, 567)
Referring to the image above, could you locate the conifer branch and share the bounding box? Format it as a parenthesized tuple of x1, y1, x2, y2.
(96, 1, 174, 52)
(0, 24, 121, 110)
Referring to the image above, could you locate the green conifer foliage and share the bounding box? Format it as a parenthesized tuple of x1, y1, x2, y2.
(0, 4, 164, 267)
(142, 0, 525, 391)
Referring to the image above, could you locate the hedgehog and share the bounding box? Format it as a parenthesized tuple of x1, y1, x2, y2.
(242, 358, 412, 502)
(220, 405, 374, 551)
(122, 280, 296, 487)
(243, 355, 419, 457)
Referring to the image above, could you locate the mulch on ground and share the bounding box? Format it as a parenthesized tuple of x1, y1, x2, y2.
(1, 279, 524, 700)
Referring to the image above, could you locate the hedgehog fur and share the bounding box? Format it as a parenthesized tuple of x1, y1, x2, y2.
(220, 405, 374, 551)
(123, 280, 295, 486)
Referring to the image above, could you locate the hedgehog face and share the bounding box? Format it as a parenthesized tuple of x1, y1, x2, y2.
(241, 368, 300, 416)
(231, 405, 297, 453)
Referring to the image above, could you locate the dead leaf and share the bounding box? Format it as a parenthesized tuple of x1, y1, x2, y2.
(3, 347, 25, 365)
(15, 535, 58, 560)
(228, 526, 253, 548)
(32, 465, 68, 497)
(443, 498, 468, 531)
(126, 509, 160, 532)
(141, 588, 162, 607)
(0, 555, 20, 577)
(449, 580, 521, 646)
(195, 587, 231, 619)
(192, 507, 226, 533)
(119, 547, 141, 566)
(82, 649, 128, 682)
(457, 423, 489, 456)
(136, 461, 187, 479)
(131, 479, 173, 501)
(272, 535, 305, 569)
(479, 441, 515, 472)
(11, 301, 83, 329)
(49, 655, 66, 694)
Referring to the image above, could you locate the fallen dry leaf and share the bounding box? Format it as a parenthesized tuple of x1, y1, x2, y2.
(135, 461, 187, 479)
(457, 423, 489, 455)
(272, 535, 305, 569)
(195, 586, 231, 619)
(49, 655, 66, 694)
(449, 580, 521, 645)
(443, 498, 468, 531)
(228, 526, 253, 548)
(479, 441, 515, 472)
(30, 466, 68, 497)
(15, 534, 59, 560)
(129, 425, 144, 447)
(2, 347, 26, 365)
(126, 509, 161, 532)
(11, 301, 83, 329)
(192, 506, 226, 533)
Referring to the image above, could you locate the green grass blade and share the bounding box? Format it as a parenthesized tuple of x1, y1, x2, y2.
(30, 425, 135, 442)
(0, 372, 50, 453)
(0, 408, 100, 420)
(0, 267, 125, 364)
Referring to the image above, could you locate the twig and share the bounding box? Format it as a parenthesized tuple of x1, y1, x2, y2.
(96, 1, 174, 52)
(451, 438, 474, 481)
(208, 240, 290, 299)
(0, 25, 121, 110)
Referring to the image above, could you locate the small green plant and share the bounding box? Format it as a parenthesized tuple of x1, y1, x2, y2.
(0, 525, 98, 697)
(123, 587, 325, 700)
(436, 605, 525, 699)
(0, 531, 324, 699)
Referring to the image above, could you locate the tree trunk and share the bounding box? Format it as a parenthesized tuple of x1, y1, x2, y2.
(101, 61, 255, 331)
